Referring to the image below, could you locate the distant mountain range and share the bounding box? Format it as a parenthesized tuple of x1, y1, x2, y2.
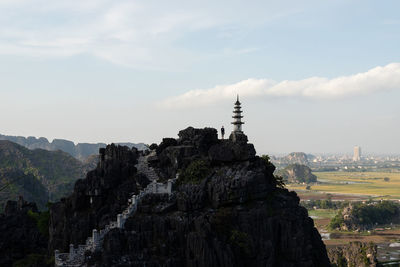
(0, 140, 94, 210)
(0, 133, 148, 161)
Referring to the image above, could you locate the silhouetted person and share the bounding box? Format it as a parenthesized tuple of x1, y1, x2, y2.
(221, 126, 225, 139)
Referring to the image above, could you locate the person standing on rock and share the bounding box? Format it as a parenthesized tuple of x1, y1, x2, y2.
(221, 126, 225, 139)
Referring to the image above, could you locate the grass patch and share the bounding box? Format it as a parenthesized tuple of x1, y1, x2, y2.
(308, 209, 337, 219)
(177, 159, 211, 185)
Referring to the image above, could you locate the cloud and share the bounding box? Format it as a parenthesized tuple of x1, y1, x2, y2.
(0, 0, 304, 69)
(159, 63, 400, 109)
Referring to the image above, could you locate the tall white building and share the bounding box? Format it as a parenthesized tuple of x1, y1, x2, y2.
(353, 146, 361, 161)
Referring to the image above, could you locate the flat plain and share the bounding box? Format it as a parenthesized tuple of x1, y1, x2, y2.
(286, 171, 400, 200)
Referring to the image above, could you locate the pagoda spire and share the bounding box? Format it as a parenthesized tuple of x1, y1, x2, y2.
(231, 94, 244, 133)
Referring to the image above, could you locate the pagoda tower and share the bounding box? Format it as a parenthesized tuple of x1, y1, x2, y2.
(231, 95, 244, 133)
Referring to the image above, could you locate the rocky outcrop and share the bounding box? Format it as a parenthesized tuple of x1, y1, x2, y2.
(150, 127, 256, 181)
(49, 144, 149, 252)
(285, 152, 310, 165)
(0, 197, 49, 267)
(48, 127, 330, 266)
(276, 164, 317, 184)
(272, 152, 312, 168)
(328, 242, 378, 267)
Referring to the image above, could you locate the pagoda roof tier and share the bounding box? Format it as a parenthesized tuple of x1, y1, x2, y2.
(231, 121, 244, 125)
(232, 115, 243, 118)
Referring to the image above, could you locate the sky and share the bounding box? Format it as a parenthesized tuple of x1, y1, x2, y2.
(1, 0, 400, 155)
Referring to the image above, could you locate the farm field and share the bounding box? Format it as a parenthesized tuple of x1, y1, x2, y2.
(292, 171, 400, 264)
(287, 171, 400, 200)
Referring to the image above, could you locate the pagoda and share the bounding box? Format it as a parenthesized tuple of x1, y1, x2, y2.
(231, 95, 244, 133)
(229, 95, 248, 143)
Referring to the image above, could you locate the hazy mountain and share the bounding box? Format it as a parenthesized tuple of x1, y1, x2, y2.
(0, 140, 92, 210)
(0, 133, 148, 161)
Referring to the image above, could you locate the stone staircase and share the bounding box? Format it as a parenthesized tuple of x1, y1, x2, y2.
(55, 152, 175, 267)
(136, 151, 159, 181)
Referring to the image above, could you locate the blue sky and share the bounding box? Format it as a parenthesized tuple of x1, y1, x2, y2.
(1, 0, 400, 154)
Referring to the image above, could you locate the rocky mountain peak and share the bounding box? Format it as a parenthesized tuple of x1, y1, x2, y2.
(49, 127, 330, 266)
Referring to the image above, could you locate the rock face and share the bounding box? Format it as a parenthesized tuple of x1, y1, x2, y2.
(276, 164, 317, 184)
(49, 144, 149, 252)
(328, 242, 378, 267)
(0, 197, 48, 267)
(285, 152, 309, 165)
(50, 127, 330, 266)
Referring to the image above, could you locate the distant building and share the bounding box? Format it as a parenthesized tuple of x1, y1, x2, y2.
(353, 146, 361, 161)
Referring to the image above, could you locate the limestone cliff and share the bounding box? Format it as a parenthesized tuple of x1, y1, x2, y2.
(49, 127, 330, 266)
(49, 144, 149, 251)
(276, 164, 317, 184)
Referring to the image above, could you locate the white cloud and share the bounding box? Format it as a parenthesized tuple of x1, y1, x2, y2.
(159, 63, 400, 109)
(0, 0, 304, 69)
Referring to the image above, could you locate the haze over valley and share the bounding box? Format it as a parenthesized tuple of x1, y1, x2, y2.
(1, 1, 400, 266)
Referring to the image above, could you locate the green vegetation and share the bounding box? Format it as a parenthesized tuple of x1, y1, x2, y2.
(212, 207, 252, 256)
(329, 211, 345, 230)
(352, 201, 399, 226)
(0, 170, 48, 209)
(302, 199, 345, 210)
(177, 159, 212, 185)
(27, 205, 51, 237)
(0, 141, 88, 210)
(261, 154, 274, 168)
(329, 201, 400, 230)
